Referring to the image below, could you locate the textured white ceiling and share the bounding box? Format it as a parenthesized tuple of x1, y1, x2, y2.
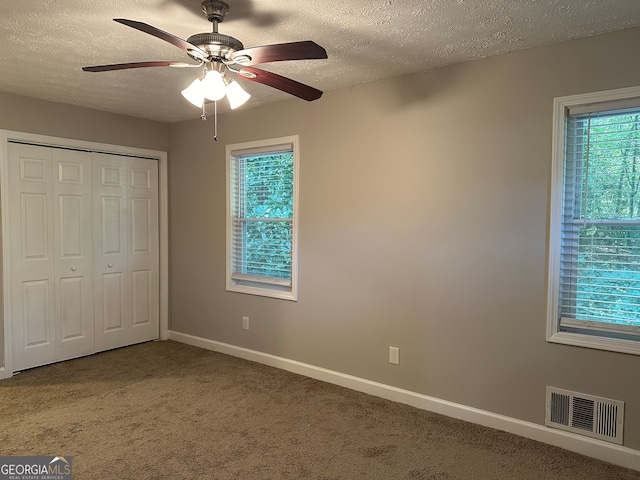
(1, 0, 640, 123)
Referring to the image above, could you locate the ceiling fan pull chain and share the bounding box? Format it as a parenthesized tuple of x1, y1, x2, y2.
(196, 94, 219, 141)
(213, 100, 219, 142)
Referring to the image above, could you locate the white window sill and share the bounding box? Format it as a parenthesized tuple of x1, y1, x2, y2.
(547, 331, 640, 356)
(226, 282, 297, 301)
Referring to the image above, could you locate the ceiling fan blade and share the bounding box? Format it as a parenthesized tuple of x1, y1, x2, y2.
(238, 67, 323, 101)
(230, 41, 327, 66)
(82, 61, 200, 72)
(114, 18, 208, 60)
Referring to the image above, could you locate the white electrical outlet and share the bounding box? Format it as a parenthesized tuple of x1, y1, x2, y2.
(389, 346, 400, 365)
(242, 316, 249, 330)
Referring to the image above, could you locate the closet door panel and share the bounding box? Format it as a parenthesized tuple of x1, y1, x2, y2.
(21, 194, 49, 261)
(52, 149, 94, 361)
(93, 153, 130, 351)
(59, 277, 84, 339)
(131, 198, 151, 254)
(8, 144, 56, 370)
(127, 158, 159, 343)
(22, 280, 52, 347)
(102, 272, 126, 331)
(132, 270, 151, 326)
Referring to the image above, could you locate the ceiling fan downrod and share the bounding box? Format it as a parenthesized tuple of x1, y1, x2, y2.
(201, 0, 229, 33)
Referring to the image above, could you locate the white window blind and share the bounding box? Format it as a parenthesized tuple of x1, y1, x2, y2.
(226, 136, 299, 300)
(559, 107, 640, 338)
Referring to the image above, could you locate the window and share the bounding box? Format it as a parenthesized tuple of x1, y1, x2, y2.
(226, 136, 299, 300)
(548, 87, 640, 354)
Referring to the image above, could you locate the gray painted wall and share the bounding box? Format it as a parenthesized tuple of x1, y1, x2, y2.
(168, 27, 640, 449)
(0, 92, 169, 369)
(0, 92, 169, 151)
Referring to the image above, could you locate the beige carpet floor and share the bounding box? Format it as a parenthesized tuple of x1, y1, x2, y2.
(0, 340, 638, 480)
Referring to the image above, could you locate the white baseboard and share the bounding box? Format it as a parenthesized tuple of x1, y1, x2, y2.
(168, 330, 640, 472)
(0, 367, 9, 380)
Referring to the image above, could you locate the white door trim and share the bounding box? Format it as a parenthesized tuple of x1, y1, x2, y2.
(0, 130, 169, 378)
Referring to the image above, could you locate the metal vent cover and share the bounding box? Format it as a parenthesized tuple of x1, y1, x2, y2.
(546, 387, 624, 445)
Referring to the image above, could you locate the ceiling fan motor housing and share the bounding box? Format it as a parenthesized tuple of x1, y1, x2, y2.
(187, 32, 244, 61)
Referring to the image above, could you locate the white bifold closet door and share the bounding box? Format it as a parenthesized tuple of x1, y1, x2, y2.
(8, 143, 159, 371)
(93, 153, 159, 352)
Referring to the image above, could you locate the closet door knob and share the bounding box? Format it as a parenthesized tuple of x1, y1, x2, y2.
(71, 266, 77, 272)
(108, 263, 113, 268)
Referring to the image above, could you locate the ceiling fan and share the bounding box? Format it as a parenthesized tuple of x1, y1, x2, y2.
(82, 0, 328, 110)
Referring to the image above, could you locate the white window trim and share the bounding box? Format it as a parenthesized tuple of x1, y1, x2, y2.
(547, 86, 640, 355)
(225, 135, 299, 301)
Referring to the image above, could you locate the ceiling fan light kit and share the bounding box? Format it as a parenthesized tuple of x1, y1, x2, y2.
(201, 69, 226, 102)
(181, 61, 251, 110)
(181, 78, 206, 107)
(82, 0, 328, 138)
(225, 78, 252, 109)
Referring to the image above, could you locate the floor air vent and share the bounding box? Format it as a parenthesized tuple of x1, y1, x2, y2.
(545, 387, 624, 445)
